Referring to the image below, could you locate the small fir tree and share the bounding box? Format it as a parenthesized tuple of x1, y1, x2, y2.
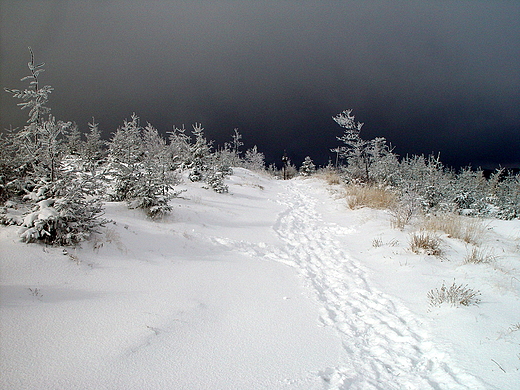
(300, 156, 316, 176)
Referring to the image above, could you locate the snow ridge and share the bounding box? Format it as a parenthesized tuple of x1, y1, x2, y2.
(218, 179, 493, 390)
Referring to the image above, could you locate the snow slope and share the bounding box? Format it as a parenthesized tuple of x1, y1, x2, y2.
(1, 168, 519, 389)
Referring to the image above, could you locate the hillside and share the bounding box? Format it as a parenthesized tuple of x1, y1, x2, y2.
(1, 168, 519, 389)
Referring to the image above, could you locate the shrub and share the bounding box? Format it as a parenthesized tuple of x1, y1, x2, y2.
(205, 169, 229, 193)
(18, 191, 106, 246)
(409, 231, 443, 256)
(390, 202, 415, 230)
(427, 281, 481, 307)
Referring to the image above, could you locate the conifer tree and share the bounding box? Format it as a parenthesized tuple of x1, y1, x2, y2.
(300, 156, 316, 176)
(333, 109, 393, 183)
(3, 48, 106, 245)
(82, 118, 105, 175)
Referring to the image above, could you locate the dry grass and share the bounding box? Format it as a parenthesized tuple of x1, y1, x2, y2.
(390, 205, 415, 230)
(418, 213, 487, 245)
(317, 169, 342, 185)
(372, 237, 399, 248)
(409, 231, 443, 256)
(464, 246, 496, 265)
(345, 185, 397, 210)
(427, 281, 481, 307)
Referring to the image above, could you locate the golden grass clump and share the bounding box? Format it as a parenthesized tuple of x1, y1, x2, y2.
(345, 185, 397, 210)
(419, 213, 487, 245)
(409, 231, 443, 256)
(316, 169, 341, 185)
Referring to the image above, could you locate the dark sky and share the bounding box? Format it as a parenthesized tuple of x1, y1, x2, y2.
(1, 1, 519, 169)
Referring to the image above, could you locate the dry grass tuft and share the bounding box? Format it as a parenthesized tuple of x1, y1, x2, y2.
(409, 231, 443, 256)
(345, 185, 396, 210)
(316, 169, 342, 185)
(464, 246, 496, 265)
(427, 281, 481, 307)
(419, 213, 487, 245)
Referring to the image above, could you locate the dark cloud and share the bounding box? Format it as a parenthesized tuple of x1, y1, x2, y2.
(1, 0, 519, 168)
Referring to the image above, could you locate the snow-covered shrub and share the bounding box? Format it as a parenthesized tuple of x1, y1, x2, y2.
(390, 203, 415, 230)
(333, 109, 396, 184)
(18, 179, 106, 246)
(205, 170, 229, 193)
(427, 281, 481, 307)
(299, 156, 316, 176)
(317, 165, 341, 185)
(409, 231, 443, 256)
(0, 200, 27, 226)
(107, 117, 179, 218)
(394, 155, 454, 213)
(242, 145, 265, 171)
(489, 171, 520, 220)
(128, 192, 171, 219)
(451, 167, 488, 216)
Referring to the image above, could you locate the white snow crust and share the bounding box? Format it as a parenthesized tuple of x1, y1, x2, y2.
(1, 168, 519, 389)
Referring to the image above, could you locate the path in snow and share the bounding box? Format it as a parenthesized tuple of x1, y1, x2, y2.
(217, 179, 492, 390)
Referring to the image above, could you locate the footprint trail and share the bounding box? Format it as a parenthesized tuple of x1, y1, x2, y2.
(213, 179, 492, 389)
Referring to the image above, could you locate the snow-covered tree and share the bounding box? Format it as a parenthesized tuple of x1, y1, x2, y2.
(242, 145, 265, 171)
(188, 123, 213, 182)
(64, 122, 82, 156)
(82, 118, 106, 175)
(4, 47, 52, 126)
(451, 167, 488, 215)
(107, 117, 179, 218)
(3, 49, 106, 245)
(133, 123, 178, 217)
(487, 169, 520, 220)
(299, 156, 316, 176)
(107, 113, 143, 201)
(393, 154, 453, 212)
(333, 109, 394, 183)
(168, 125, 191, 170)
(218, 129, 244, 169)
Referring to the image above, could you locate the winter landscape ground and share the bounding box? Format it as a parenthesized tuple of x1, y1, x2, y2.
(1, 168, 519, 389)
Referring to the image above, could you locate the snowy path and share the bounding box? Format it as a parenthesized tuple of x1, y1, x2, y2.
(224, 179, 493, 390)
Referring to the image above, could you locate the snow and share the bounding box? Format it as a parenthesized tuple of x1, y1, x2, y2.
(1, 168, 519, 389)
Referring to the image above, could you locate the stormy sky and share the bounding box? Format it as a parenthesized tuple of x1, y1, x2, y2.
(1, 0, 519, 169)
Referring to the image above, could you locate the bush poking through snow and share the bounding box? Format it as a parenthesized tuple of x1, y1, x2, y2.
(390, 204, 414, 230)
(427, 281, 481, 307)
(409, 231, 443, 256)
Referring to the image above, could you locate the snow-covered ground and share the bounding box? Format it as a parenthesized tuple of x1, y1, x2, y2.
(1, 168, 519, 389)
